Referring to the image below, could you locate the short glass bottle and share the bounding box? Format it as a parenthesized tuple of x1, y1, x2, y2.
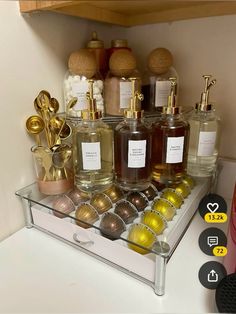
(152, 78, 190, 184)
(73, 80, 113, 192)
(114, 78, 152, 191)
(187, 75, 220, 177)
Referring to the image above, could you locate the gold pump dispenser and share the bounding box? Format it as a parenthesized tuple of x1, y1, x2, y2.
(124, 78, 144, 119)
(196, 75, 216, 112)
(82, 79, 102, 120)
(162, 77, 180, 115)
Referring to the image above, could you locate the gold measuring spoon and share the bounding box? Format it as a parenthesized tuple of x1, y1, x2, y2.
(49, 97, 59, 114)
(26, 115, 45, 146)
(59, 123, 72, 141)
(32, 146, 53, 181)
(36, 91, 52, 147)
(52, 144, 72, 180)
(34, 90, 51, 114)
(38, 90, 51, 102)
(49, 116, 65, 145)
(66, 97, 78, 112)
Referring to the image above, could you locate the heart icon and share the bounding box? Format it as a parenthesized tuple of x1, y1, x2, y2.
(207, 203, 219, 213)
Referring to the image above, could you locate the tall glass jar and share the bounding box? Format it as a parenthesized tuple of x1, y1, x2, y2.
(64, 49, 104, 117)
(142, 48, 179, 112)
(104, 49, 140, 116)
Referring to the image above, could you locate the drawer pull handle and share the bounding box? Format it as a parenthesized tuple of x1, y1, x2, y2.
(73, 233, 94, 246)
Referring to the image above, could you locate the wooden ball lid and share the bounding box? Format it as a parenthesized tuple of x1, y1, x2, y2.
(148, 48, 173, 75)
(109, 49, 137, 77)
(68, 48, 97, 78)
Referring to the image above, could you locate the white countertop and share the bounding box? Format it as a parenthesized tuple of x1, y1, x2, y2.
(0, 211, 226, 313)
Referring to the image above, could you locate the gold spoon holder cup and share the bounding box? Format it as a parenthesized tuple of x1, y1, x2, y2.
(31, 145, 74, 195)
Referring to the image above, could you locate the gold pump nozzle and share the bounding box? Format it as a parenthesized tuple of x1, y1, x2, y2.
(162, 77, 180, 115)
(124, 77, 144, 119)
(196, 75, 216, 111)
(82, 79, 102, 120)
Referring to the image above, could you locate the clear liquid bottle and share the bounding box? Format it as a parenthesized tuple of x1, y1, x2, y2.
(73, 79, 113, 192)
(152, 77, 190, 184)
(187, 75, 220, 177)
(114, 78, 152, 191)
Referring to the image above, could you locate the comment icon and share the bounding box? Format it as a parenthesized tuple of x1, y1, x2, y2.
(207, 236, 219, 247)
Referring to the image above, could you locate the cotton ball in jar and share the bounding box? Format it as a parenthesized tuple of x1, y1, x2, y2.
(68, 49, 97, 78)
(109, 49, 137, 77)
(148, 48, 173, 75)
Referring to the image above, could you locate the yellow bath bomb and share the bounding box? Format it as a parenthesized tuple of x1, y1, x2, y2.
(68, 48, 96, 78)
(148, 47, 173, 75)
(109, 49, 137, 77)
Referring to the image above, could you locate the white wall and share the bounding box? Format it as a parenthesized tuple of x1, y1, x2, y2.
(0, 1, 124, 241)
(1, 1, 236, 241)
(126, 15, 236, 159)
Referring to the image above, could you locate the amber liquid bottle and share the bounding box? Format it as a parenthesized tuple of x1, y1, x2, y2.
(152, 78, 189, 184)
(114, 78, 152, 191)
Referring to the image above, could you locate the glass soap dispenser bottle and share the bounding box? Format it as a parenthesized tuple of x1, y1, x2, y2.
(187, 75, 220, 177)
(152, 77, 190, 184)
(114, 78, 152, 191)
(73, 79, 113, 192)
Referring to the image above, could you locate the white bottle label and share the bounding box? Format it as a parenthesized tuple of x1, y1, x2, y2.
(166, 137, 184, 163)
(81, 142, 101, 170)
(120, 81, 132, 109)
(155, 80, 171, 107)
(197, 131, 216, 156)
(128, 140, 146, 168)
(71, 81, 89, 110)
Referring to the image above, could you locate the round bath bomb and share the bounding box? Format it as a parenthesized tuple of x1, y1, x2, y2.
(68, 48, 96, 78)
(148, 47, 173, 75)
(109, 49, 137, 77)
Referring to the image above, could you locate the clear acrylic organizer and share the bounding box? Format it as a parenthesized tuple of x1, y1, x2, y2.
(16, 177, 209, 296)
